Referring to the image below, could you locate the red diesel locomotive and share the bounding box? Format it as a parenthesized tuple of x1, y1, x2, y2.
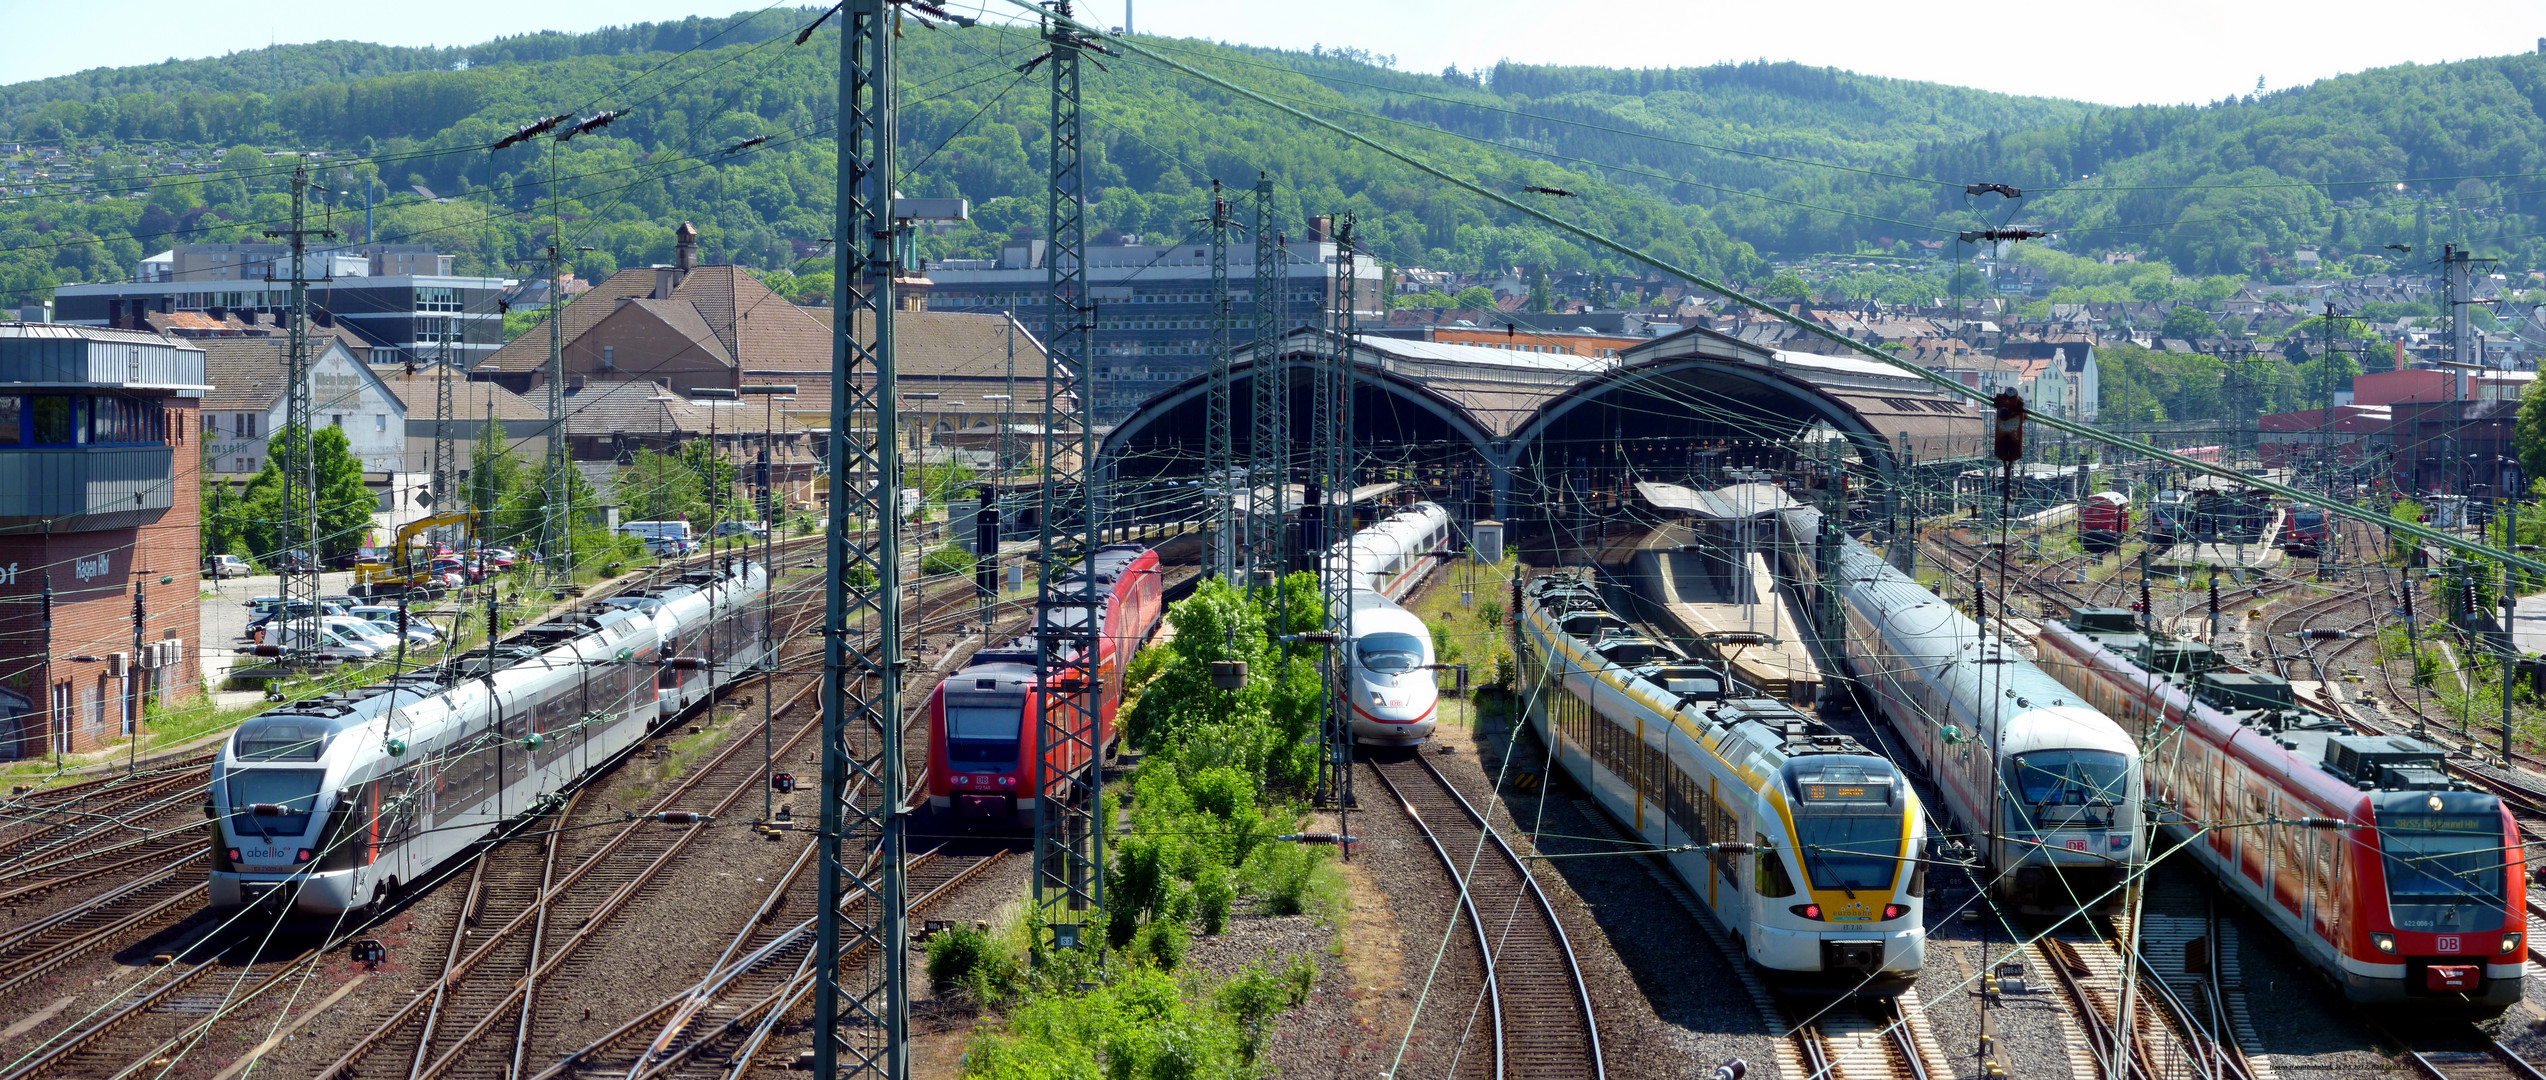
(2079, 491, 2130, 553)
(2038, 608, 2524, 1012)
(923, 544, 1164, 823)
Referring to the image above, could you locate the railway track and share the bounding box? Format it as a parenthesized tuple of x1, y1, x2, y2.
(1789, 995, 1929, 1080)
(1368, 752, 1603, 1080)
(2402, 1044, 2546, 1080)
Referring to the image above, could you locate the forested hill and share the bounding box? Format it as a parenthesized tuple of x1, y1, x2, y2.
(4, 10, 2545, 309)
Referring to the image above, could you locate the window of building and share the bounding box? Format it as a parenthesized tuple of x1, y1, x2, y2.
(330, 415, 342, 428)
(376, 414, 387, 431)
(0, 397, 17, 447)
(601, 345, 615, 370)
(416, 286, 461, 313)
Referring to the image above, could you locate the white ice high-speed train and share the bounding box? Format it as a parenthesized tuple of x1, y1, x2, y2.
(1319, 501, 1454, 746)
(209, 561, 769, 916)
(1832, 539, 2143, 909)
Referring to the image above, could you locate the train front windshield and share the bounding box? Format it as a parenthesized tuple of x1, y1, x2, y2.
(1795, 815, 1901, 892)
(2004, 750, 2129, 831)
(1790, 772, 1901, 893)
(945, 698, 1023, 774)
(1356, 633, 1425, 674)
(227, 768, 325, 835)
(2378, 811, 2508, 921)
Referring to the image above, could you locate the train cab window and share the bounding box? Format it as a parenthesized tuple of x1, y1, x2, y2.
(2002, 750, 2128, 832)
(1754, 834, 1798, 898)
(225, 768, 325, 834)
(233, 716, 338, 761)
(1356, 633, 1424, 674)
(945, 697, 1024, 773)
(2376, 809, 2508, 926)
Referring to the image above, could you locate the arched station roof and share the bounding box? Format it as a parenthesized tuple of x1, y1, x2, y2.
(1100, 326, 1985, 479)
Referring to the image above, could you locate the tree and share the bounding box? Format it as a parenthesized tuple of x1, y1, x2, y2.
(1527, 268, 1552, 312)
(2160, 305, 2219, 340)
(618, 446, 705, 524)
(234, 425, 375, 561)
(1451, 285, 1496, 310)
(468, 417, 528, 546)
(1761, 272, 1811, 299)
(2514, 379, 2546, 484)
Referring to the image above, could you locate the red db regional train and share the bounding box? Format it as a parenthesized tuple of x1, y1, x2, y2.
(923, 544, 1164, 823)
(2038, 608, 2524, 1012)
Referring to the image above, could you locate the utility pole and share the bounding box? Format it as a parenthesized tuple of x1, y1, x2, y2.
(542, 235, 570, 585)
(2445, 243, 2473, 368)
(1247, 176, 1283, 587)
(809, 0, 906, 1076)
(1033, 0, 1108, 929)
(1204, 181, 1236, 580)
(429, 311, 458, 514)
(264, 160, 333, 664)
(1315, 213, 1358, 809)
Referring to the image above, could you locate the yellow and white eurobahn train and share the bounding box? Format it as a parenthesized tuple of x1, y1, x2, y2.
(209, 561, 769, 916)
(1519, 570, 1926, 996)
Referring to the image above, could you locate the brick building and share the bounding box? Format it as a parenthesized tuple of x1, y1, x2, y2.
(0, 324, 204, 759)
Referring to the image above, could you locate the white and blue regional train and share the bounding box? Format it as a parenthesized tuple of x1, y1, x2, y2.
(209, 561, 770, 916)
(1519, 571, 1926, 996)
(1832, 539, 2143, 908)
(1326, 501, 1454, 746)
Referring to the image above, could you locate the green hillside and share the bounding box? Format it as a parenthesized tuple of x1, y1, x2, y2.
(5, 11, 2545, 309)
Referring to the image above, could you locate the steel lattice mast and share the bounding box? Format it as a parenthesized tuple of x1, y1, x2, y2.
(1204, 180, 1235, 580)
(542, 236, 569, 582)
(811, 0, 907, 1076)
(1313, 213, 1357, 808)
(1034, 0, 1106, 923)
(1245, 176, 1283, 586)
(265, 161, 332, 662)
(429, 313, 457, 512)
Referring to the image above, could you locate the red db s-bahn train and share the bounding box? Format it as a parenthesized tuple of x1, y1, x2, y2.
(922, 544, 1164, 823)
(2039, 608, 2524, 1013)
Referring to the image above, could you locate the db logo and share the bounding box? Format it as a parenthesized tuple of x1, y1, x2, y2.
(2438, 936, 2461, 954)
(2066, 838, 2089, 852)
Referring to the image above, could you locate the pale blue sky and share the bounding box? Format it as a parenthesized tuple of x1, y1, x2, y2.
(7, 0, 2546, 107)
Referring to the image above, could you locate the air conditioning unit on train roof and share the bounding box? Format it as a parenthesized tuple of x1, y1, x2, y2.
(2323, 734, 2448, 790)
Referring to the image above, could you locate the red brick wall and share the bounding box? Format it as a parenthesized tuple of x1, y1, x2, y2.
(0, 398, 201, 759)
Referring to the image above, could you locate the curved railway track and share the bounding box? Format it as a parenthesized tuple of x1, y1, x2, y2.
(1368, 752, 1603, 1080)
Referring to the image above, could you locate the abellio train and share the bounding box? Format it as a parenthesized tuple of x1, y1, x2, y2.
(1328, 501, 1454, 746)
(1520, 571, 1926, 996)
(2038, 609, 2524, 1012)
(923, 545, 1164, 822)
(211, 562, 770, 916)
(1833, 539, 2144, 909)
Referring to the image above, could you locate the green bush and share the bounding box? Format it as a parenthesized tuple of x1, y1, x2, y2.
(1195, 866, 1234, 935)
(1239, 839, 1344, 918)
(925, 926, 997, 997)
(1476, 598, 1505, 629)
(1134, 919, 1189, 970)
(920, 544, 976, 577)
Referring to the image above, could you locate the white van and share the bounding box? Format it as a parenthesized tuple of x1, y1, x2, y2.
(620, 520, 695, 556)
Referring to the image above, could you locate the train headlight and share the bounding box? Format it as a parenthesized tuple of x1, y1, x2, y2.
(295, 848, 313, 863)
(2502, 933, 2524, 955)
(2372, 933, 2397, 955)
(1370, 691, 1385, 706)
(1790, 903, 1822, 920)
(1883, 904, 1906, 921)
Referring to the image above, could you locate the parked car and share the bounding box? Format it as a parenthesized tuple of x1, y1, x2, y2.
(430, 558, 483, 584)
(712, 521, 770, 540)
(202, 555, 252, 579)
(349, 605, 443, 645)
(243, 599, 353, 637)
(274, 549, 319, 573)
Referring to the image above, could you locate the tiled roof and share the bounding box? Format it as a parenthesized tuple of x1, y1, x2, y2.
(195, 328, 370, 413)
(372, 365, 547, 421)
(476, 271, 662, 373)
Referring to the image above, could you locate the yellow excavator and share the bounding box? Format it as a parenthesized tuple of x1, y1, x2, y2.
(354, 511, 474, 598)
